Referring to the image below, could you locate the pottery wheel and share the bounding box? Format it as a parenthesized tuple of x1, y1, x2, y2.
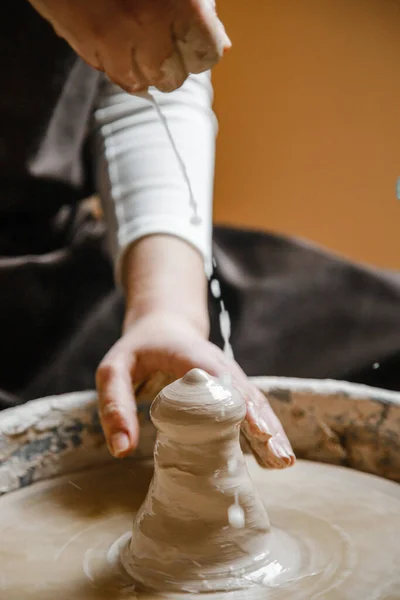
(1, 456, 399, 600)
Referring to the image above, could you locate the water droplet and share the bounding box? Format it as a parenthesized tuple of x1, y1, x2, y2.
(190, 214, 202, 226)
(210, 278, 221, 298)
(228, 504, 245, 528)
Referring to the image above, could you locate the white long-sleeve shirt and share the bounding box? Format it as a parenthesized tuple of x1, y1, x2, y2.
(92, 72, 217, 278)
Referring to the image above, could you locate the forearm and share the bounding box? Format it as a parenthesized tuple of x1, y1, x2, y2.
(122, 234, 209, 337)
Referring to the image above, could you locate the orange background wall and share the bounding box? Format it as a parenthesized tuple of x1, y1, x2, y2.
(212, 0, 400, 269)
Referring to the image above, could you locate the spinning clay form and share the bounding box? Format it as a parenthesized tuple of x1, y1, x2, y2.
(121, 368, 271, 592)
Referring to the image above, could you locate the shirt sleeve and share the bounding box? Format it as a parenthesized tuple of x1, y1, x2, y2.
(92, 71, 217, 279)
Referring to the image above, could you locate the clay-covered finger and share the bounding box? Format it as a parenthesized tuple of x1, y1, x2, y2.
(130, 19, 188, 92)
(224, 361, 295, 468)
(207, 355, 294, 468)
(105, 48, 148, 93)
(153, 47, 188, 93)
(242, 387, 295, 469)
(174, 1, 231, 75)
(93, 26, 148, 93)
(96, 354, 139, 458)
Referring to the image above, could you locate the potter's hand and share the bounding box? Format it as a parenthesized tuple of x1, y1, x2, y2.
(96, 235, 294, 468)
(96, 311, 294, 468)
(28, 0, 231, 93)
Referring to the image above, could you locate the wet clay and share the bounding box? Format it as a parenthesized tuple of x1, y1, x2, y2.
(121, 369, 271, 592)
(1, 456, 400, 599)
(1, 371, 400, 598)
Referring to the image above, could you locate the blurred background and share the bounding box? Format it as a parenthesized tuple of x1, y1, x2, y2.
(212, 0, 400, 269)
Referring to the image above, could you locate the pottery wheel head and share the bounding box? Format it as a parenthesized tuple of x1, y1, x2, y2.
(150, 368, 246, 442)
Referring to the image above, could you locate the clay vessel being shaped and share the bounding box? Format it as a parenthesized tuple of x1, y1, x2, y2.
(121, 368, 271, 592)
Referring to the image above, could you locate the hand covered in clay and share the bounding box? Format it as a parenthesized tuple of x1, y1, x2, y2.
(28, 0, 231, 93)
(96, 312, 295, 469)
